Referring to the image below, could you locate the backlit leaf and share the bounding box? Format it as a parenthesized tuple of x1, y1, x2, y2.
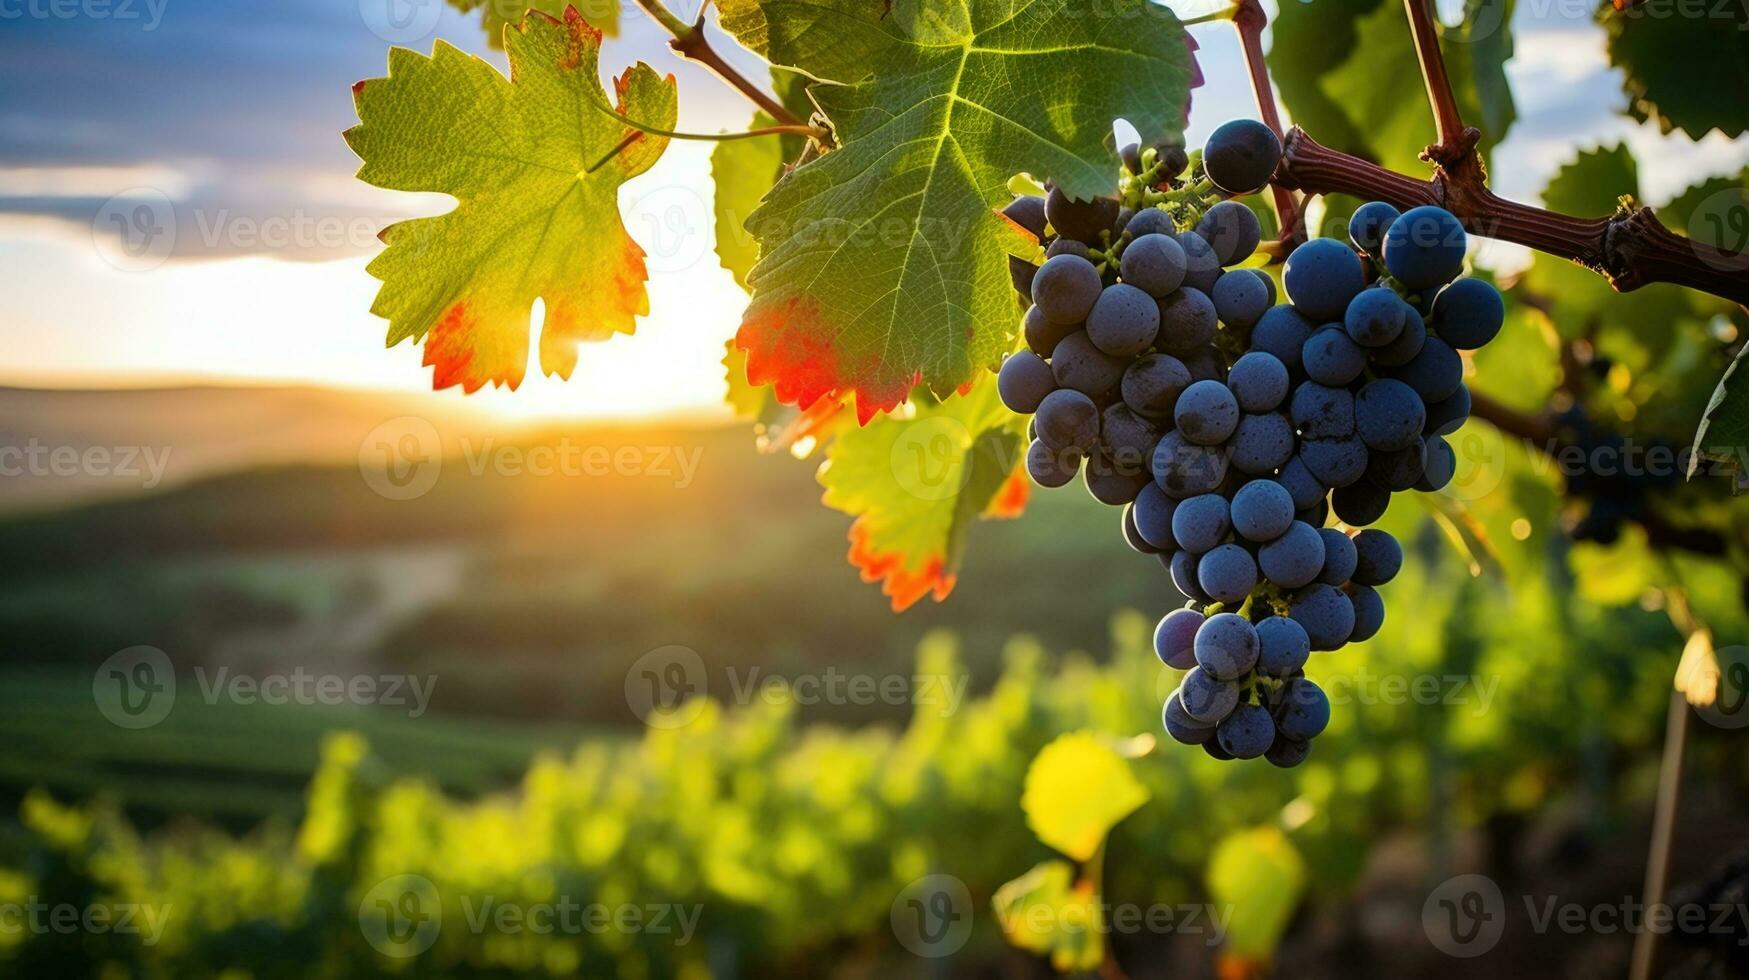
(992, 860, 1104, 973)
(1601, 2, 1749, 139)
(1019, 731, 1149, 862)
(346, 9, 676, 392)
(1207, 825, 1306, 961)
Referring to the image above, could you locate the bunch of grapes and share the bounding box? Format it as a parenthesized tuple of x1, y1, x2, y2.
(996, 119, 1505, 767)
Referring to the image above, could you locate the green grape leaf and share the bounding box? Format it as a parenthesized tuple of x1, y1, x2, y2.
(712, 70, 815, 291)
(449, 0, 619, 48)
(1602, 3, 1749, 139)
(1539, 142, 1636, 218)
(1690, 339, 1749, 476)
(721, 0, 1199, 422)
(1206, 826, 1307, 961)
(992, 861, 1104, 973)
(819, 374, 1028, 609)
(1272, 0, 1515, 175)
(346, 10, 676, 393)
(1019, 731, 1149, 862)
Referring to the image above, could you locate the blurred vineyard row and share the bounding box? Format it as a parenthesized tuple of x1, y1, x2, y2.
(3, 494, 1739, 978)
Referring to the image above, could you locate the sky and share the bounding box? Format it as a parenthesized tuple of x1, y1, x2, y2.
(0, 0, 1745, 421)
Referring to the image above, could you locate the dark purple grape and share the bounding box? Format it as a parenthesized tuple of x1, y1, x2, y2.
(1256, 616, 1311, 677)
(1289, 584, 1355, 650)
(1023, 304, 1079, 357)
(1218, 702, 1276, 759)
(1431, 277, 1504, 349)
(1300, 436, 1369, 488)
(1153, 429, 1229, 498)
(1203, 119, 1282, 196)
(1344, 287, 1407, 347)
(1273, 677, 1331, 740)
(1194, 612, 1260, 679)
(1120, 234, 1188, 297)
(1164, 690, 1217, 744)
(1348, 201, 1400, 255)
(1122, 353, 1192, 418)
(1180, 666, 1239, 723)
(1284, 238, 1365, 320)
(1227, 351, 1290, 412)
(1382, 206, 1466, 290)
(997, 351, 1056, 413)
(1155, 287, 1218, 356)
(1424, 384, 1471, 436)
(1026, 439, 1081, 488)
(1176, 232, 1223, 294)
(1195, 201, 1263, 266)
(1259, 520, 1326, 589)
(1417, 434, 1456, 491)
(1133, 482, 1179, 550)
(1034, 388, 1100, 453)
(1348, 584, 1384, 642)
(1231, 479, 1295, 542)
(1355, 378, 1426, 451)
(1316, 528, 1357, 585)
(1331, 480, 1390, 525)
(1174, 379, 1240, 446)
(1275, 456, 1328, 510)
(1230, 412, 1295, 474)
(1154, 607, 1204, 670)
(1172, 493, 1231, 554)
(1199, 544, 1258, 603)
(1303, 326, 1368, 386)
(1003, 195, 1047, 242)
(1289, 383, 1355, 439)
(1350, 528, 1402, 585)
(1032, 253, 1103, 323)
(1087, 283, 1161, 356)
(1046, 186, 1120, 245)
(1251, 305, 1316, 373)
(1050, 331, 1126, 397)
(1387, 336, 1464, 402)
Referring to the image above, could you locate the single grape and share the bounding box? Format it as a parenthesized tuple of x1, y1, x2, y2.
(1289, 382, 1355, 439)
(1232, 479, 1295, 542)
(1273, 677, 1331, 740)
(1046, 238, 1092, 260)
(1172, 493, 1232, 554)
(1204, 740, 1235, 760)
(1298, 497, 1329, 528)
(1034, 388, 1101, 453)
(1257, 615, 1312, 677)
(1026, 440, 1080, 488)
(1182, 347, 1223, 383)
(1180, 666, 1240, 723)
(1198, 544, 1258, 603)
(1122, 353, 1192, 418)
(1259, 520, 1326, 589)
(1290, 583, 1355, 650)
(1344, 287, 1407, 347)
(997, 351, 1056, 413)
(1119, 233, 1188, 297)
(1316, 527, 1358, 584)
(1023, 304, 1079, 357)
(1301, 436, 1369, 488)
(1371, 304, 1427, 367)
(1365, 438, 1427, 492)
(1251, 305, 1316, 374)
(1120, 142, 1143, 176)
(1174, 379, 1240, 446)
(1133, 482, 1179, 550)
(1123, 504, 1160, 554)
(1212, 269, 1273, 330)
(1331, 480, 1390, 526)
(1126, 207, 1177, 238)
(1046, 186, 1120, 245)
(1155, 288, 1218, 356)
(1202, 119, 1282, 196)
(1302, 326, 1368, 386)
(1218, 702, 1277, 759)
(1102, 403, 1159, 460)
(1275, 456, 1328, 510)
(1010, 257, 1036, 301)
(1155, 141, 1190, 180)
(1382, 205, 1466, 289)
(1388, 335, 1463, 402)
(1431, 277, 1504, 349)
(1154, 429, 1230, 497)
(1171, 550, 1213, 603)
(1164, 689, 1217, 745)
(1350, 528, 1402, 585)
(1194, 612, 1260, 680)
(1227, 351, 1290, 412)
(1155, 607, 1204, 670)
(1175, 232, 1223, 294)
(1230, 412, 1295, 474)
(1265, 737, 1311, 768)
(1050, 331, 1127, 398)
(1348, 584, 1384, 642)
(1348, 200, 1401, 255)
(1002, 195, 1047, 242)
(1417, 434, 1456, 491)
(1032, 254, 1103, 323)
(1284, 238, 1365, 320)
(1087, 283, 1161, 356)
(1354, 378, 1426, 451)
(1195, 201, 1263, 266)
(1423, 384, 1471, 436)
(1084, 448, 1150, 505)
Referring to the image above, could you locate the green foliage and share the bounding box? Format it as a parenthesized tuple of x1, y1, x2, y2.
(1600, 0, 1749, 139)
(725, 0, 1198, 420)
(346, 10, 676, 393)
(1270, 0, 1516, 173)
(447, 0, 620, 48)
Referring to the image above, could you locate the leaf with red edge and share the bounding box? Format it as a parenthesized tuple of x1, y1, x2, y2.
(721, 0, 1199, 423)
(819, 373, 1028, 610)
(345, 9, 676, 393)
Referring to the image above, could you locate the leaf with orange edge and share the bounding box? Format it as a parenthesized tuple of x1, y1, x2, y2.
(721, 0, 1199, 423)
(820, 372, 1028, 610)
(447, 0, 619, 49)
(346, 9, 676, 393)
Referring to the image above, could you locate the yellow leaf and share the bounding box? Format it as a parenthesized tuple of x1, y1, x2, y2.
(1206, 826, 1306, 961)
(1021, 732, 1150, 862)
(1675, 628, 1718, 707)
(991, 861, 1103, 973)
